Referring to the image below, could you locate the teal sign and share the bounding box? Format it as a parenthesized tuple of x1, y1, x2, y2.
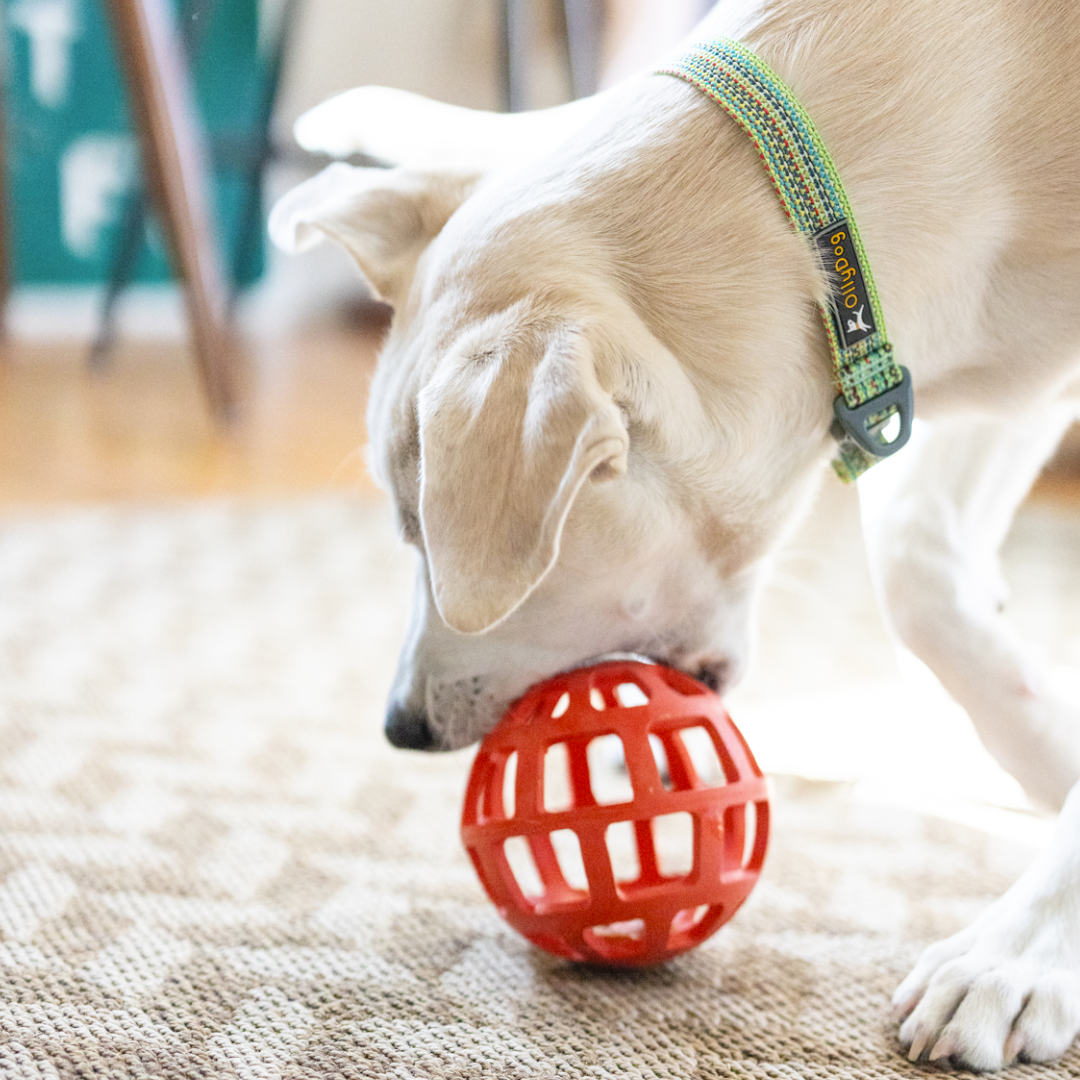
(3, 0, 265, 286)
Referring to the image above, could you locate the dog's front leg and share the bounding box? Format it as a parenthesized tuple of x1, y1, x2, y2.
(859, 408, 1080, 1068)
(860, 410, 1080, 810)
(893, 779, 1080, 1069)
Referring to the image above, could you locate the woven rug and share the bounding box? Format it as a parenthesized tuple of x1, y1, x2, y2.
(0, 494, 1073, 1079)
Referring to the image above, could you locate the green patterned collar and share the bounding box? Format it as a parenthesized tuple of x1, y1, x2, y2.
(660, 38, 912, 482)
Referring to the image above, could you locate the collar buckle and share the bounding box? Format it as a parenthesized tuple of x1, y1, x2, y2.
(831, 365, 913, 459)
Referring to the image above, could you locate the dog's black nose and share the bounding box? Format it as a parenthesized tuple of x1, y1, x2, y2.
(384, 705, 435, 750)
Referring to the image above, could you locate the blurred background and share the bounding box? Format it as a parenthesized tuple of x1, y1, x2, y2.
(0, 0, 714, 505)
(1, 0, 1078, 837)
(1, 0, 1077, 503)
(2, 0, 1077, 504)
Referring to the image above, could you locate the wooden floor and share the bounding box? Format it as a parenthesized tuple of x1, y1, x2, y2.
(0, 316, 387, 507)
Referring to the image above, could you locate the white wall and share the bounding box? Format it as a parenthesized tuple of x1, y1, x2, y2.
(276, 0, 574, 133)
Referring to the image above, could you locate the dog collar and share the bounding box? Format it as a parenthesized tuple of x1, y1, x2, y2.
(659, 38, 912, 482)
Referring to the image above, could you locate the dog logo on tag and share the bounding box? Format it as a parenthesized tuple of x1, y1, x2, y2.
(814, 221, 875, 348)
(846, 305, 872, 335)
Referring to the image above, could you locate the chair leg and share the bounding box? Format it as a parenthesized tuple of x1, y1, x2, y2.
(0, 74, 9, 338)
(229, 0, 301, 315)
(563, 0, 603, 99)
(499, 0, 531, 113)
(103, 0, 238, 421)
(502, 0, 604, 111)
(88, 188, 148, 370)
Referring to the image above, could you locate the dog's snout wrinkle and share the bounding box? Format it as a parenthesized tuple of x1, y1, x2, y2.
(384, 704, 435, 751)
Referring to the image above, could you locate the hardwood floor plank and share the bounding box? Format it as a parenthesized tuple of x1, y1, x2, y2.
(0, 323, 382, 506)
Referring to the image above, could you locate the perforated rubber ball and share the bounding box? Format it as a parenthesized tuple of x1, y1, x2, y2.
(460, 660, 769, 966)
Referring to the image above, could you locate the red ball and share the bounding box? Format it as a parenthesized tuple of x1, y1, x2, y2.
(461, 660, 769, 967)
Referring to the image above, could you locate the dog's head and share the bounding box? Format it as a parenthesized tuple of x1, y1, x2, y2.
(271, 84, 835, 749)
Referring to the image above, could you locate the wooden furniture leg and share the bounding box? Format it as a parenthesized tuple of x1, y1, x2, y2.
(563, 0, 603, 99)
(0, 72, 9, 339)
(103, 0, 238, 420)
(500, 0, 604, 112)
(228, 0, 301, 313)
(498, 0, 530, 112)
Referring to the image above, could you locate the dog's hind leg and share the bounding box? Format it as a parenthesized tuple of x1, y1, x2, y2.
(859, 407, 1080, 1070)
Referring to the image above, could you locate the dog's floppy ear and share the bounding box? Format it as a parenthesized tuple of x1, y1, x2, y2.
(268, 164, 479, 305)
(418, 324, 629, 634)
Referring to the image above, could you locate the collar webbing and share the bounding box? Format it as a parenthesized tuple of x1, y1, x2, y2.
(659, 38, 912, 482)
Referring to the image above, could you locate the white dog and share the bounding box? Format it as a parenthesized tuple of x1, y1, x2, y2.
(271, 0, 1080, 1069)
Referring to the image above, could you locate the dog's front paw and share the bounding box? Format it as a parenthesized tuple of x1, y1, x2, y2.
(893, 890, 1080, 1071)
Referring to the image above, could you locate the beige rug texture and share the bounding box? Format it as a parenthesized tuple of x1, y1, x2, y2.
(0, 494, 1074, 1079)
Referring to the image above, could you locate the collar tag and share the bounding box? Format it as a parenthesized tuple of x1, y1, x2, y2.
(814, 220, 875, 350)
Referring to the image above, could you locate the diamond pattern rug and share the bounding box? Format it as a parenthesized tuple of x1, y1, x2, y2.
(0, 495, 1071, 1079)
